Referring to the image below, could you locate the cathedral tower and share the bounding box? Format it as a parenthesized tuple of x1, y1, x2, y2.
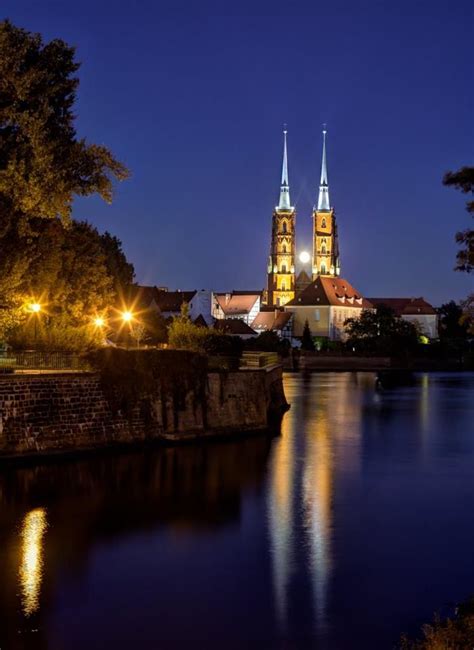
(312, 130, 340, 279)
(267, 130, 296, 307)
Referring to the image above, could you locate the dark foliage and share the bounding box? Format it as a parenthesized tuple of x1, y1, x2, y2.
(203, 333, 244, 359)
(345, 305, 419, 357)
(245, 331, 291, 357)
(438, 300, 470, 339)
(301, 320, 315, 351)
(443, 166, 474, 273)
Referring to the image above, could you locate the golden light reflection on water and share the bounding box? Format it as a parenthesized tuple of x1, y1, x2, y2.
(268, 388, 296, 630)
(19, 507, 48, 617)
(269, 374, 363, 632)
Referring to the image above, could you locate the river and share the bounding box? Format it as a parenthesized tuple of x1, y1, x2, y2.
(1, 372, 473, 649)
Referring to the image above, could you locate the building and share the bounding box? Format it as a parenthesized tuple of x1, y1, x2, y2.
(266, 130, 296, 307)
(214, 319, 257, 340)
(285, 276, 373, 340)
(295, 269, 312, 294)
(127, 286, 213, 324)
(312, 130, 340, 278)
(368, 297, 438, 338)
(251, 310, 294, 340)
(212, 291, 261, 325)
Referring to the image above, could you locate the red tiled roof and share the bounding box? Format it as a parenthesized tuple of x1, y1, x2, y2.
(215, 293, 260, 315)
(214, 319, 256, 335)
(251, 311, 293, 331)
(287, 276, 373, 308)
(367, 297, 437, 316)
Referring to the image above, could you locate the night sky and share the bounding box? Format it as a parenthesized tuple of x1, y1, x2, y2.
(4, 0, 473, 304)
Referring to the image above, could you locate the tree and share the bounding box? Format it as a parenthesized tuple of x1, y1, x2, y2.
(0, 20, 128, 230)
(100, 231, 135, 295)
(301, 320, 315, 351)
(438, 300, 469, 338)
(0, 20, 132, 347)
(168, 304, 208, 352)
(4, 219, 133, 349)
(443, 166, 474, 273)
(344, 305, 419, 356)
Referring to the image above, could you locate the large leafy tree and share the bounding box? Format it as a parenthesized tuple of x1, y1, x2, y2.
(0, 20, 132, 345)
(0, 19, 128, 230)
(443, 166, 474, 273)
(6, 219, 134, 349)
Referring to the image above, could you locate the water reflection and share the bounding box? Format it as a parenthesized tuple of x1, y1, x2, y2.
(19, 507, 48, 616)
(0, 436, 271, 647)
(268, 373, 366, 636)
(0, 372, 474, 649)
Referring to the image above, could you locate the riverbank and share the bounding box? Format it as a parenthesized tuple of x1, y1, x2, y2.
(0, 362, 288, 460)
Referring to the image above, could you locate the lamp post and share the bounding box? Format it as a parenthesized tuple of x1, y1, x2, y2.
(30, 303, 41, 347)
(121, 310, 133, 349)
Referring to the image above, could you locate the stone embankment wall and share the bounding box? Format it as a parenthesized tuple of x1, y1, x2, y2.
(0, 366, 287, 459)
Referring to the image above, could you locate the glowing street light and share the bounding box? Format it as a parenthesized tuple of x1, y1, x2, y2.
(299, 251, 310, 264)
(121, 310, 133, 323)
(30, 303, 41, 313)
(94, 316, 105, 328)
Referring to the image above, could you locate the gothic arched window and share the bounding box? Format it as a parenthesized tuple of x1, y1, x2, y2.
(282, 244, 287, 253)
(281, 264, 287, 273)
(282, 282, 286, 291)
(321, 243, 327, 254)
(282, 221, 287, 234)
(321, 263, 326, 274)
(321, 218, 327, 229)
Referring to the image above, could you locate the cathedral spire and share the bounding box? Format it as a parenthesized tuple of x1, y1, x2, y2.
(277, 128, 292, 211)
(317, 128, 330, 212)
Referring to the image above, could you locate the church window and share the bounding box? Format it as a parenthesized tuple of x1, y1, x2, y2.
(282, 221, 287, 233)
(321, 243, 327, 254)
(282, 244, 287, 253)
(281, 264, 287, 273)
(321, 218, 327, 228)
(321, 263, 326, 274)
(282, 282, 286, 291)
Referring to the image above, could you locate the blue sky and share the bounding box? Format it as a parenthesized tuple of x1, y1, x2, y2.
(3, 0, 473, 304)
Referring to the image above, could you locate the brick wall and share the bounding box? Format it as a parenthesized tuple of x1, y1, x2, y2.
(0, 366, 286, 457)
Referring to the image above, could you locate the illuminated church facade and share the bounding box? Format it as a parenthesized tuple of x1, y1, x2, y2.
(266, 129, 340, 307)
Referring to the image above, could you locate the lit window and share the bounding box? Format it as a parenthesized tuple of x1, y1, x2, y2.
(315, 309, 320, 321)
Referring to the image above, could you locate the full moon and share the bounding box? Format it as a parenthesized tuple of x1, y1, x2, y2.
(299, 251, 310, 264)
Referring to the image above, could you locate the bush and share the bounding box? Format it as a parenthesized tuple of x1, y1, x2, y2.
(203, 333, 244, 358)
(245, 331, 290, 357)
(400, 597, 474, 648)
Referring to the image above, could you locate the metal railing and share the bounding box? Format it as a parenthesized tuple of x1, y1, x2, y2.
(0, 350, 91, 372)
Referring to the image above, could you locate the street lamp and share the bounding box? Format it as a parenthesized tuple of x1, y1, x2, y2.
(94, 316, 105, 328)
(29, 303, 42, 347)
(121, 310, 133, 323)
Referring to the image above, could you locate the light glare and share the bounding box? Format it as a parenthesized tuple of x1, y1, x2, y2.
(299, 251, 310, 264)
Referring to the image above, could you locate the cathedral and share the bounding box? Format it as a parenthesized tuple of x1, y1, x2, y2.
(266, 129, 341, 307)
